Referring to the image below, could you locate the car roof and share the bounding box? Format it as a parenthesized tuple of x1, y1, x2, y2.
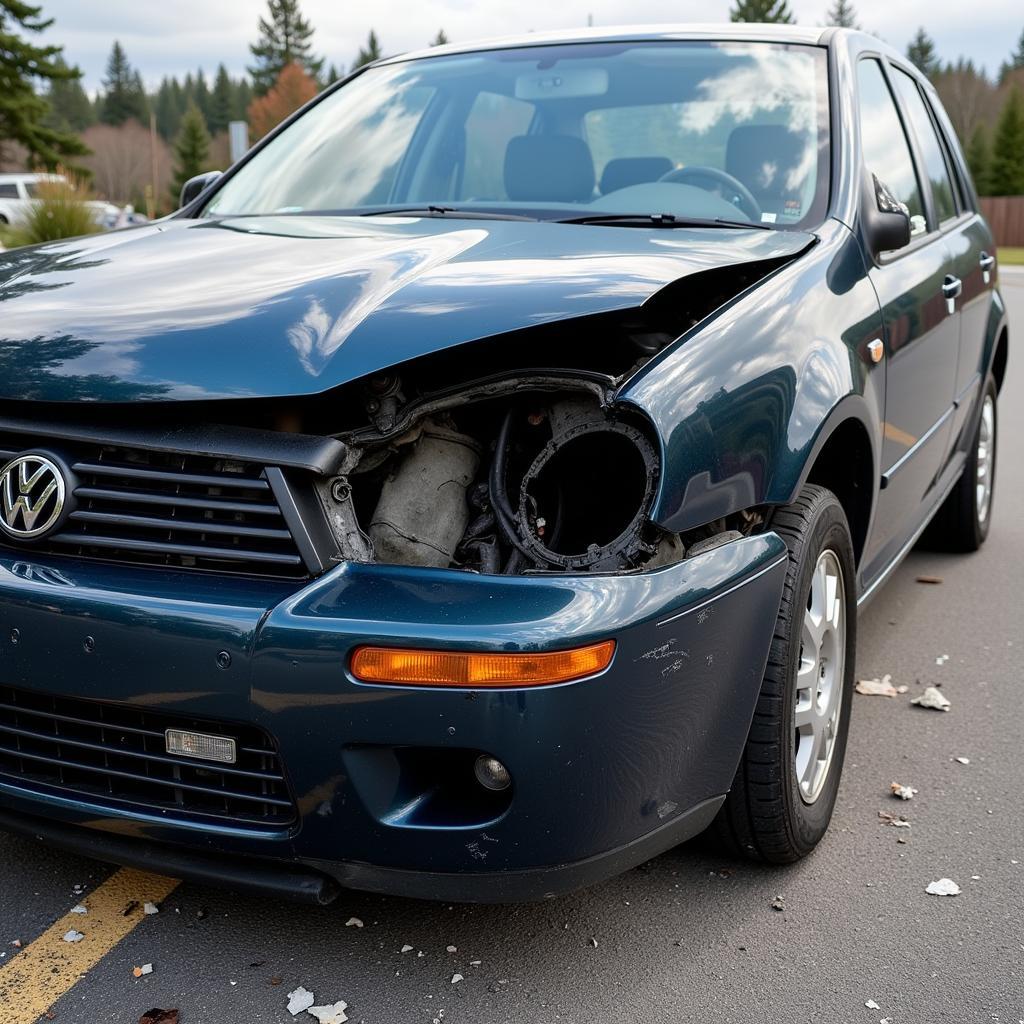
(380, 23, 829, 66)
(0, 173, 61, 183)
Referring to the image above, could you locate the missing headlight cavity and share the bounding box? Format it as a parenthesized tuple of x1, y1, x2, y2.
(338, 381, 676, 575)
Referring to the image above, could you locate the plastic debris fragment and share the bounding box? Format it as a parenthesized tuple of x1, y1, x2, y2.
(911, 686, 951, 711)
(954, 756, 970, 765)
(344, 917, 363, 928)
(890, 782, 918, 800)
(133, 964, 154, 977)
(308, 1001, 349, 1023)
(62, 929, 84, 943)
(401, 944, 413, 953)
(770, 896, 785, 911)
(287, 986, 316, 1015)
(143, 902, 160, 915)
(925, 878, 961, 896)
(70, 905, 87, 915)
(865, 999, 880, 1010)
(451, 973, 464, 984)
(855, 675, 907, 697)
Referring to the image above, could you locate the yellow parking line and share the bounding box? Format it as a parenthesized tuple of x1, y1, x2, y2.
(0, 866, 179, 1023)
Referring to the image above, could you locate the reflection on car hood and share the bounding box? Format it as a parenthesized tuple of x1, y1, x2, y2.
(0, 215, 814, 403)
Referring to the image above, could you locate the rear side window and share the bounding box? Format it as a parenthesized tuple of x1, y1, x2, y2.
(462, 92, 535, 200)
(0, 183, 18, 198)
(857, 59, 926, 237)
(890, 68, 957, 223)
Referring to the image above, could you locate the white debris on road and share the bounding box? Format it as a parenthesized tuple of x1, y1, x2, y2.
(62, 929, 84, 943)
(451, 973, 464, 984)
(401, 944, 413, 953)
(770, 895, 785, 911)
(143, 902, 160, 915)
(344, 917, 364, 928)
(954, 756, 970, 765)
(855, 675, 907, 697)
(133, 963, 154, 977)
(935, 654, 950, 666)
(911, 686, 951, 711)
(308, 1001, 349, 1023)
(287, 987, 316, 1015)
(446, 945, 457, 953)
(890, 782, 918, 800)
(70, 905, 87, 914)
(865, 999, 881, 1009)
(925, 878, 961, 896)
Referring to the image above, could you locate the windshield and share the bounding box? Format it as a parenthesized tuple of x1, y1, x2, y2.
(204, 41, 830, 229)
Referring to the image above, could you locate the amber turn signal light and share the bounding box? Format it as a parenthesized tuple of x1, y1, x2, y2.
(350, 640, 615, 688)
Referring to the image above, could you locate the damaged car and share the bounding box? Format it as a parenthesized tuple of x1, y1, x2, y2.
(0, 25, 1008, 902)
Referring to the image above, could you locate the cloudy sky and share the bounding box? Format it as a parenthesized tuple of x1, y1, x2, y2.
(37, 0, 1023, 92)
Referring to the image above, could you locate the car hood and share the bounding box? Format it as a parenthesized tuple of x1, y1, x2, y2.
(0, 215, 813, 403)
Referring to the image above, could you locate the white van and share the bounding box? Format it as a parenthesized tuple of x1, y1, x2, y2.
(0, 173, 122, 229)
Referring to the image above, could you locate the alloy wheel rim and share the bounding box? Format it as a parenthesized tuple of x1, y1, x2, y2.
(794, 548, 846, 805)
(976, 395, 995, 526)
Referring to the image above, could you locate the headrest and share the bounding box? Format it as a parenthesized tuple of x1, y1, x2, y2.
(504, 135, 595, 203)
(725, 125, 808, 199)
(599, 156, 673, 194)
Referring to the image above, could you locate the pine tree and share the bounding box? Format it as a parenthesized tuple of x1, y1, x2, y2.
(825, 0, 858, 28)
(209, 64, 233, 134)
(353, 30, 383, 68)
(46, 56, 96, 132)
(170, 103, 211, 203)
(906, 28, 940, 78)
(194, 69, 211, 122)
(999, 29, 1024, 83)
(965, 123, 991, 196)
(431, 29, 449, 46)
(729, 0, 795, 23)
(990, 87, 1024, 195)
(101, 41, 148, 124)
(325, 63, 340, 85)
(233, 79, 252, 122)
(154, 77, 183, 139)
(248, 0, 322, 95)
(0, 1, 89, 169)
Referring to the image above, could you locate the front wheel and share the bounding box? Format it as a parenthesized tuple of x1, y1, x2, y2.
(712, 484, 857, 863)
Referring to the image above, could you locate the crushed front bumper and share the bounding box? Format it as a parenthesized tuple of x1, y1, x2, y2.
(0, 533, 787, 901)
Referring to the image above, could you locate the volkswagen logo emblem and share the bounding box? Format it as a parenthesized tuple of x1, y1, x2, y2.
(0, 454, 67, 540)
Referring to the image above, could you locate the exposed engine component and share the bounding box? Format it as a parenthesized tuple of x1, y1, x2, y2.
(507, 401, 660, 571)
(368, 420, 481, 568)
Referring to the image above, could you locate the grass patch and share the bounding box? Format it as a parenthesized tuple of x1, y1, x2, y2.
(0, 177, 100, 249)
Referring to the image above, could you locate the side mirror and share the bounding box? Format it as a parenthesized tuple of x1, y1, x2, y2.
(862, 172, 911, 258)
(179, 171, 223, 210)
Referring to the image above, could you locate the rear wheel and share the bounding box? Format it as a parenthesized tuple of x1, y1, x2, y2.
(925, 377, 997, 552)
(712, 484, 857, 862)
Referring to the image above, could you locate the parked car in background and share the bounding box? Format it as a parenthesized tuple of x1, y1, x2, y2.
(0, 25, 1008, 904)
(0, 172, 121, 229)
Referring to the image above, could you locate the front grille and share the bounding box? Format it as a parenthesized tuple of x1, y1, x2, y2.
(0, 686, 297, 828)
(0, 435, 307, 578)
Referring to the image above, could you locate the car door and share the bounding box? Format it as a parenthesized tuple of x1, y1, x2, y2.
(856, 57, 961, 584)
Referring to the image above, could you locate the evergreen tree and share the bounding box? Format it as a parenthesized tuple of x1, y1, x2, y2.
(965, 123, 991, 196)
(906, 28, 940, 78)
(233, 78, 252, 122)
(729, 0, 795, 23)
(248, 0, 322, 95)
(209, 64, 233, 133)
(825, 0, 858, 28)
(353, 29, 382, 68)
(46, 56, 96, 132)
(325, 63, 340, 85)
(194, 68, 211, 122)
(154, 77, 183, 139)
(999, 29, 1024, 83)
(431, 29, 449, 46)
(0, 1, 89, 169)
(990, 87, 1024, 195)
(170, 103, 211, 203)
(101, 41, 148, 124)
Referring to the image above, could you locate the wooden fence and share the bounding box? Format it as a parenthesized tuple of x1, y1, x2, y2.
(980, 196, 1024, 247)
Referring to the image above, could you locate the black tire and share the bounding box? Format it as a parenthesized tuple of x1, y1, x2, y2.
(712, 484, 857, 863)
(923, 376, 997, 553)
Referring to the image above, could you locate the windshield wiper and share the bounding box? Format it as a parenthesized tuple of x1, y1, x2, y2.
(362, 206, 538, 221)
(554, 213, 770, 230)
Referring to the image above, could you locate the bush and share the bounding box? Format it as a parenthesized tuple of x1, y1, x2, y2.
(3, 177, 102, 248)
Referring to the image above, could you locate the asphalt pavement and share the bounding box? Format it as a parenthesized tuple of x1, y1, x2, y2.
(0, 277, 1021, 1024)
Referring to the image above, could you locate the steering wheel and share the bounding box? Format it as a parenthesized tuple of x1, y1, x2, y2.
(658, 166, 762, 223)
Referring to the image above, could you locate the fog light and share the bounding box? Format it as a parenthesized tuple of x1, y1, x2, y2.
(165, 729, 237, 764)
(474, 755, 511, 792)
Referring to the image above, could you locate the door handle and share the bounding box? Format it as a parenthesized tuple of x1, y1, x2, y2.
(942, 274, 962, 314)
(980, 251, 995, 284)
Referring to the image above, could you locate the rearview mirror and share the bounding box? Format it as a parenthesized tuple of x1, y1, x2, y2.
(179, 171, 223, 210)
(862, 172, 911, 258)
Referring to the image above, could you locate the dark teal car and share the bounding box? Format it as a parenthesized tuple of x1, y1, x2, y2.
(0, 25, 1008, 903)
